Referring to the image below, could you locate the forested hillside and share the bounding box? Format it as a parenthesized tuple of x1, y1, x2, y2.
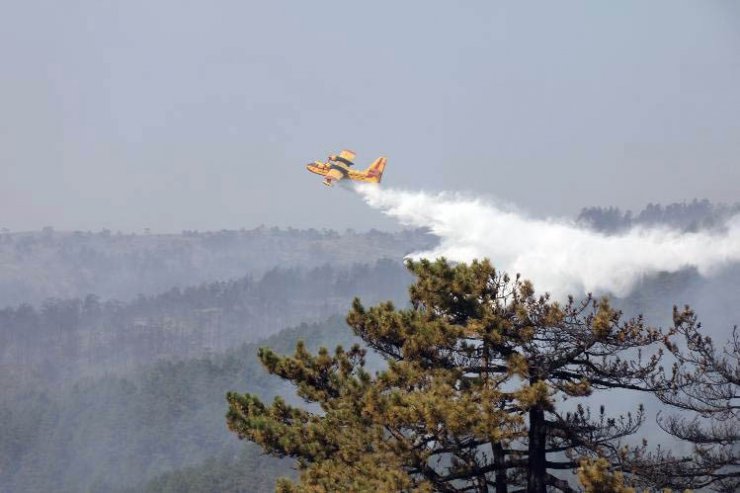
(0, 260, 411, 380)
(577, 199, 740, 234)
(0, 317, 353, 493)
(0, 229, 422, 492)
(0, 227, 434, 306)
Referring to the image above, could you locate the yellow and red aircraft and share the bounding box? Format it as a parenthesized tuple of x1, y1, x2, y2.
(306, 149, 387, 187)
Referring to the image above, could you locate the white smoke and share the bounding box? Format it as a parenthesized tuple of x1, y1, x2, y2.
(356, 185, 740, 298)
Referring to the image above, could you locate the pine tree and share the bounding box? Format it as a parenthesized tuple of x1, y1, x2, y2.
(640, 309, 739, 492)
(226, 259, 722, 492)
(577, 458, 638, 493)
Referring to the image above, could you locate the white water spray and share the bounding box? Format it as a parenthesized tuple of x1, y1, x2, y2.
(356, 185, 740, 298)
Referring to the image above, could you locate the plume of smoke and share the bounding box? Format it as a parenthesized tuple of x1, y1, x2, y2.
(355, 185, 740, 298)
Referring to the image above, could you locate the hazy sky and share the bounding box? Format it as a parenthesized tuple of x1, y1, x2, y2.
(1, 0, 738, 232)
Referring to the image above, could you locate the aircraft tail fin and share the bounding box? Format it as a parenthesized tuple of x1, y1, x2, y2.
(364, 157, 387, 183)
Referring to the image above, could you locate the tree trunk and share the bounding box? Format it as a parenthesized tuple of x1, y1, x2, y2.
(493, 441, 507, 493)
(527, 405, 547, 493)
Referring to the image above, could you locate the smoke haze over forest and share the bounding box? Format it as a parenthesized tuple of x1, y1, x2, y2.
(1, 209, 738, 492)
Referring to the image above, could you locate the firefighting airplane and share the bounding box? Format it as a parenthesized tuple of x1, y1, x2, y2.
(306, 149, 387, 187)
